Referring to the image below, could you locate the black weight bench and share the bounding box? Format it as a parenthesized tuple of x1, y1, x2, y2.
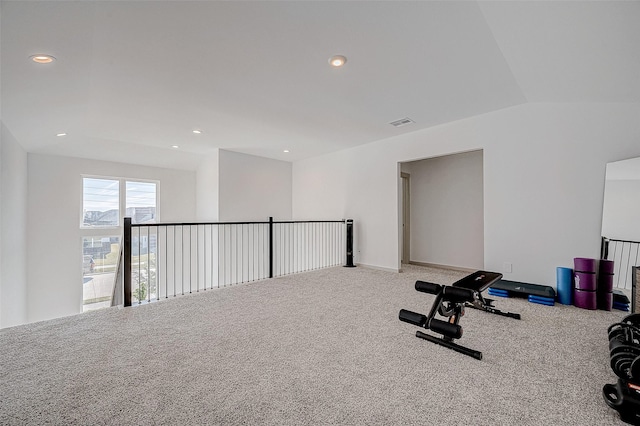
(399, 271, 520, 360)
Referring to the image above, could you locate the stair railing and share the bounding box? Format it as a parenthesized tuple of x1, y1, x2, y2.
(121, 217, 353, 307)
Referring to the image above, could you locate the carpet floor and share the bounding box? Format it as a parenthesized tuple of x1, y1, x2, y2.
(0, 265, 629, 425)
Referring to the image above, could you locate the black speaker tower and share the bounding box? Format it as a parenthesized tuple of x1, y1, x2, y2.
(344, 219, 356, 268)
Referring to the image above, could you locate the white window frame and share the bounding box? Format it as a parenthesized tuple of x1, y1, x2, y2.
(80, 175, 160, 229)
(80, 175, 160, 310)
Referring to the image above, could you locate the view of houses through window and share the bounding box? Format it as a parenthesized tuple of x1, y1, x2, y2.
(82, 236, 121, 311)
(81, 176, 158, 311)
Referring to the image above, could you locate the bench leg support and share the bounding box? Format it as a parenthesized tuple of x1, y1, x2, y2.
(415, 330, 483, 360)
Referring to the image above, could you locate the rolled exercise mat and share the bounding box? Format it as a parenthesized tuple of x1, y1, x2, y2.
(597, 259, 614, 311)
(599, 273, 615, 293)
(574, 271, 597, 291)
(574, 257, 597, 273)
(600, 259, 615, 276)
(598, 291, 613, 311)
(574, 288, 597, 310)
(556, 267, 573, 305)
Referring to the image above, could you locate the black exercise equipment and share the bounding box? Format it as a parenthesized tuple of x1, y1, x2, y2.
(604, 313, 640, 424)
(399, 270, 520, 360)
(608, 314, 640, 381)
(603, 380, 640, 425)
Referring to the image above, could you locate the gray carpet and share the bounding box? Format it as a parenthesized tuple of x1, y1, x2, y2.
(0, 265, 628, 425)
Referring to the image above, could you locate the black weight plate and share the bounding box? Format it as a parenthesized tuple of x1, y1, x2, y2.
(623, 314, 640, 327)
(602, 383, 621, 409)
(611, 346, 640, 379)
(630, 357, 640, 381)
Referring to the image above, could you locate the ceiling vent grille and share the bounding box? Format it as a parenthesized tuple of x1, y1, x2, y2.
(389, 117, 415, 128)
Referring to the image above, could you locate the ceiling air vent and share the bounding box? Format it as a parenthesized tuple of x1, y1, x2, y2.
(389, 117, 415, 128)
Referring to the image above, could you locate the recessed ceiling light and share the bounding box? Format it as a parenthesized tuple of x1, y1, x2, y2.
(56, 132, 67, 137)
(30, 54, 56, 64)
(192, 129, 202, 134)
(172, 145, 179, 149)
(283, 150, 290, 153)
(329, 55, 347, 67)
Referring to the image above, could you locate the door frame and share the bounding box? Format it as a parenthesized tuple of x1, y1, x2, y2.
(401, 172, 410, 264)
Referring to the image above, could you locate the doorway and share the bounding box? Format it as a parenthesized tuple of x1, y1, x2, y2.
(399, 150, 484, 270)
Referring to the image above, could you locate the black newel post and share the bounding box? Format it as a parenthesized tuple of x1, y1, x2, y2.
(269, 217, 274, 278)
(601, 236, 609, 260)
(344, 219, 356, 268)
(123, 217, 132, 307)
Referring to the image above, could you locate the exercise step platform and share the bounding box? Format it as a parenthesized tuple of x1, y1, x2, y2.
(528, 295, 555, 306)
(614, 289, 631, 305)
(489, 280, 556, 300)
(614, 301, 630, 312)
(488, 288, 509, 298)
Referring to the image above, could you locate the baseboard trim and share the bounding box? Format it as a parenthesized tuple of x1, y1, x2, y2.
(351, 262, 475, 274)
(407, 261, 475, 273)
(356, 263, 400, 273)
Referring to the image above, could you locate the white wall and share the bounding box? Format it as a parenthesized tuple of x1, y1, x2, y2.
(402, 150, 484, 270)
(0, 129, 2, 325)
(0, 2, 3, 327)
(218, 150, 292, 221)
(196, 149, 219, 221)
(293, 153, 348, 221)
(0, 123, 28, 327)
(293, 103, 640, 285)
(602, 179, 640, 241)
(27, 154, 196, 323)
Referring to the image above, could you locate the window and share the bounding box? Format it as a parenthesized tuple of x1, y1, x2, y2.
(82, 177, 159, 227)
(126, 181, 157, 224)
(82, 236, 121, 312)
(81, 176, 158, 311)
(82, 178, 119, 227)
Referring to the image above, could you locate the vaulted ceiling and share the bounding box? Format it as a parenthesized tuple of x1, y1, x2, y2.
(2, 1, 639, 170)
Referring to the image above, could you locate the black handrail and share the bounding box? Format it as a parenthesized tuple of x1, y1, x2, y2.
(603, 237, 640, 245)
(269, 217, 274, 279)
(129, 219, 346, 228)
(110, 231, 125, 307)
(122, 217, 352, 306)
(633, 266, 639, 314)
(124, 217, 132, 307)
(601, 236, 640, 290)
(602, 236, 640, 258)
